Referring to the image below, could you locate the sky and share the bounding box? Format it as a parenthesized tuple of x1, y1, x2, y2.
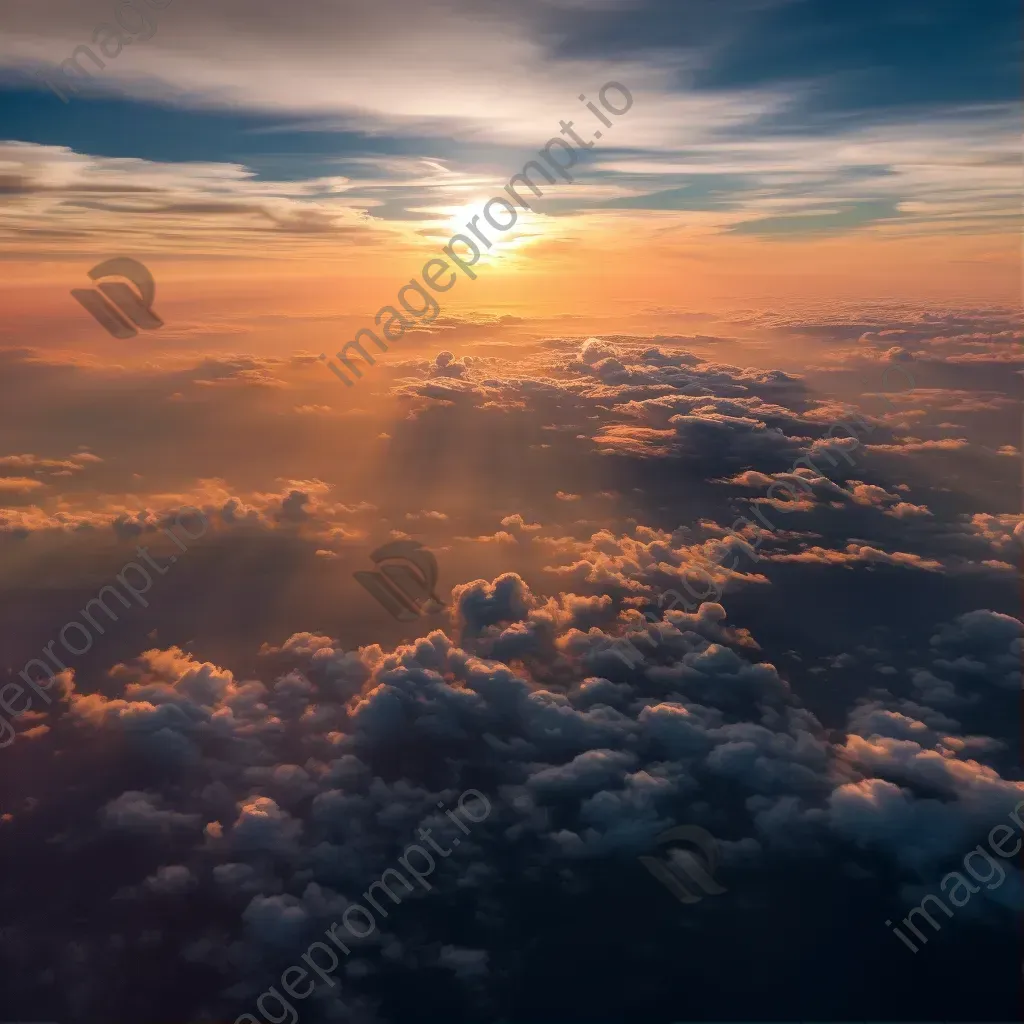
(0, 1, 1021, 1023)
(0, 0, 1020, 308)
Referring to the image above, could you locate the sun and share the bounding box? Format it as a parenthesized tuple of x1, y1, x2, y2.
(439, 198, 542, 267)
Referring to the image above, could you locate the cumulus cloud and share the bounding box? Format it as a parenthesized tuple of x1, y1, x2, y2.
(1, 309, 1020, 1023)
